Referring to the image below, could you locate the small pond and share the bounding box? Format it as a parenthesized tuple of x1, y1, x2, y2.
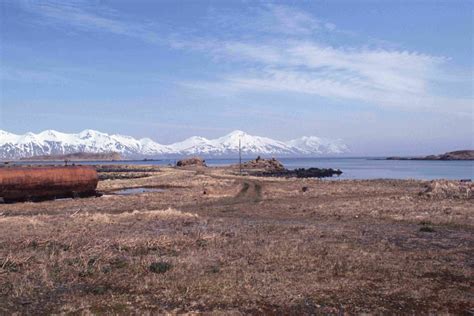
(111, 187, 165, 196)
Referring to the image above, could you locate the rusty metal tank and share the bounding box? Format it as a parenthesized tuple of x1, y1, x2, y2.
(0, 166, 98, 202)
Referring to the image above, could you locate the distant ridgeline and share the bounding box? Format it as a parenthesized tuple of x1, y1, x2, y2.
(0, 129, 349, 160)
(387, 150, 474, 161)
(20, 152, 121, 161)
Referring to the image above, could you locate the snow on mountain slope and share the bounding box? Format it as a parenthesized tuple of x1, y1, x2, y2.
(0, 130, 21, 145)
(0, 129, 173, 159)
(286, 136, 349, 155)
(0, 129, 349, 159)
(212, 130, 295, 156)
(168, 131, 296, 156)
(169, 136, 214, 154)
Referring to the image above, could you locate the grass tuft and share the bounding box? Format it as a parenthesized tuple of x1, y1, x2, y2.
(149, 261, 172, 274)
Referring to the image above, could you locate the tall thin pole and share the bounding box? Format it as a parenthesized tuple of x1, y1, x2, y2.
(239, 137, 242, 175)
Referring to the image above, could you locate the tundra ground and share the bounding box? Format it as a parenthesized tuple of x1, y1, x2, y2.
(0, 166, 472, 314)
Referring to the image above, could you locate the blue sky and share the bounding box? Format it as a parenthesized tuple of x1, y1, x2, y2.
(0, 0, 472, 155)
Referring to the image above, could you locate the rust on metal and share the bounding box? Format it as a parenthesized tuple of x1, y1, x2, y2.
(0, 166, 98, 202)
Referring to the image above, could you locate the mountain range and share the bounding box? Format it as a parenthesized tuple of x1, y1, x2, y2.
(0, 129, 349, 160)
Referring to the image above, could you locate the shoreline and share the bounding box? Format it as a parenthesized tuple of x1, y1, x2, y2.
(2, 160, 471, 181)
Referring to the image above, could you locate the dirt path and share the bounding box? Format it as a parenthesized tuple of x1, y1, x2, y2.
(235, 180, 263, 203)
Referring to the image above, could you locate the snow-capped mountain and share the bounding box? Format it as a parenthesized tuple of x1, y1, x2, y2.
(169, 131, 296, 156)
(0, 129, 172, 159)
(0, 129, 349, 159)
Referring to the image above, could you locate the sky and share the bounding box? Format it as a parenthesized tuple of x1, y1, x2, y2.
(0, 0, 472, 155)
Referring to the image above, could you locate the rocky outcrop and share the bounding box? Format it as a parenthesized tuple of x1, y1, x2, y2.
(238, 156, 285, 171)
(237, 157, 342, 178)
(176, 157, 207, 167)
(437, 150, 474, 160)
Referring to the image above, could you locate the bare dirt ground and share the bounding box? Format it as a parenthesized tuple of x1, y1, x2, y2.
(0, 165, 472, 314)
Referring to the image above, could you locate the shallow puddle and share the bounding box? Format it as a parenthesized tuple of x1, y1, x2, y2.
(111, 187, 165, 196)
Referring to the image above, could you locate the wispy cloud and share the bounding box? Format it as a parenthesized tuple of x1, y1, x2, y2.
(174, 5, 472, 116)
(19, 0, 161, 43)
(0, 66, 70, 84)
(203, 4, 337, 38)
(181, 40, 473, 114)
(12, 1, 473, 116)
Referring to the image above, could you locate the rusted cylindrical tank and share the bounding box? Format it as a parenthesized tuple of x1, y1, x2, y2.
(0, 166, 98, 202)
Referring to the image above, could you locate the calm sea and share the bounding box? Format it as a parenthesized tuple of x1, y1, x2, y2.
(13, 157, 473, 180)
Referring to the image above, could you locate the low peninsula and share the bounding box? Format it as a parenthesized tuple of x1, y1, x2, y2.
(387, 150, 474, 161)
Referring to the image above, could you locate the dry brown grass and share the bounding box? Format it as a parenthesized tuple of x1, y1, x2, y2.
(0, 166, 472, 314)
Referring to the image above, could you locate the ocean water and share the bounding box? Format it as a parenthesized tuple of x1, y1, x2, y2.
(208, 158, 473, 180)
(279, 158, 473, 180)
(12, 157, 473, 180)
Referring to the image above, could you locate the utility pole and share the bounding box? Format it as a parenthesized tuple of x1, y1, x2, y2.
(239, 137, 242, 175)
